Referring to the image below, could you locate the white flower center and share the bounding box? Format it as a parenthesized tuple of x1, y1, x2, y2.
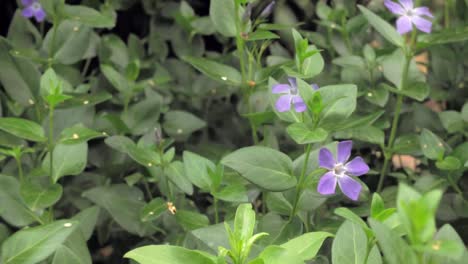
(406, 9, 414, 17)
(32, 2, 41, 10)
(290, 86, 298, 95)
(333, 163, 347, 177)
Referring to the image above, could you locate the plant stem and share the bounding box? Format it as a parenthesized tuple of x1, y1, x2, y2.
(214, 197, 219, 224)
(444, 0, 450, 28)
(48, 106, 55, 184)
(142, 177, 153, 200)
(377, 53, 411, 192)
(289, 144, 312, 220)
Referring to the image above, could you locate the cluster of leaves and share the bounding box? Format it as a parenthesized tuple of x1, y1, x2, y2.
(0, 0, 467, 264)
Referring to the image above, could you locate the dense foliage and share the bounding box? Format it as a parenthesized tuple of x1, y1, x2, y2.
(0, 0, 467, 263)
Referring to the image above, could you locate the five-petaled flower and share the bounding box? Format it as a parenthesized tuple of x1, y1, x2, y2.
(21, 0, 46, 23)
(317, 141, 369, 201)
(384, 0, 433, 35)
(272, 77, 318, 113)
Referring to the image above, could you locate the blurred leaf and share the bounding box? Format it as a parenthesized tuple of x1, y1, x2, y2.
(209, 0, 237, 37)
(222, 146, 296, 191)
(358, 5, 404, 47)
(281, 232, 332, 261)
(286, 123, 328, 144)
(0, 117, 46, 142)
(43, 143, 88, 183)
(166, 161, 194, 195)
(163, 111, 206, 141)
(140, 198, 167, 222)
(62, 5, 115, 28)
(58, 123, 105, 144)
(419, 129, 445, 160)
(20, 181, 62, 211)
(331, 220, 368, 264)
(1, 220, 77, 264)
(175, 210, 209, 231)
(182, 56, 241, 86)
(124, 245, 217, 264)
(183, 151, 215, 190)
(0, 175, 36, 227)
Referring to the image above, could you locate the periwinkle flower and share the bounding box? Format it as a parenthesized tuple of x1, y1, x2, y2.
(272, 77, 307, 113)
(21, 0, 46, 22)
(384, 0, 433, 35)
(317, 141, 369, 201)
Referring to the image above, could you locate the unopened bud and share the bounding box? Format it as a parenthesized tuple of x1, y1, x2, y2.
(259, 1, 275, 18)
(154, 128, 163, 144)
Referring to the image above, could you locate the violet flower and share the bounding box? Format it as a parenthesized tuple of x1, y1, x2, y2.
(317, 141, 369, 201)
(259, 1, 275, 18)
(272, 77, 307, 112)
(384, 0, 433, 34)
(21, 0, 46, 23)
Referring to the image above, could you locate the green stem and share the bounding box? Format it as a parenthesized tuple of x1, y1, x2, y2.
(48, 106, 55, 184)
(447, 173, 466, 202)
(377, 53, 411, 192)
(214, 197, 219, 224)
(289, 144, 312, 220)
(142, 177, 153, 200)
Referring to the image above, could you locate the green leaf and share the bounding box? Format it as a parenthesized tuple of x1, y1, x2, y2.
(368, 219, 418, 264)
(1, 220, 77, 264)
(331, 220, 368, 264)
(428, 224, 466, 263)
(43, 143, 88, 183)
(0, 37, 37, 107)
(0, 175, 36, 227)
(366, 245, 383, 264)
(371, 193, 385, 218)
(124, 245, 217, 264)
(382, 82, 429, 102)
(52, 232, 91, 264)
(163, 111, 206, 141)
(318, 84, 357, 129)
(234, 203, 256, 243)
(334, 208, 372, 237)
(246, 30, 280, 41)
(83, 184, 153, 236)
(358, 5, 404, 47)
(436, 156, 461, 171)
(286, 123, 328, 144)
(20, 181, 62, 211)
(420, 129, 445, 160)
(417, 27, 468, 48)
(380, 49, 424, 89)
(140, 198, 167, 222)
(183, 151, 215, 190)
(0, 117, 46, 142)
(58, 123, 105, 144)
(213, 184, 248, 203)
(105, 136, 160, 167)
(175, 210, 210, 231)
(438, 111, 464, 133)
(62, 5, 115, 28)
(57, 91, 112, 109)
(182, 56, 241, 86)
(281, 232, 333, 261)
(221, 146, 296, 191)
(333, 56, 366, 68)
(251, 245, 303, 264)
(209, 0, 237, 37)
(100, 64, 130, 93)
(166, 161, 194, 195)
(48, 22, 92, 65)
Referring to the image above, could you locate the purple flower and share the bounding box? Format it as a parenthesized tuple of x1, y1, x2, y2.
(384, 0, 433, 35)
(259, 1, 276, 18)
(272, 77, 318, 113)
(317, 141, 369, 201)
(21, 0, 46, 23)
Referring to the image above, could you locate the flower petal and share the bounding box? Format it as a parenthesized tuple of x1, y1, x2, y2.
(412, 16, 432, 33)
(337, 140, 352, 164)
(345, 157, 369, 176)
(317, 172, 337, 196)
(399, 0, 414, 10)
(413, 7, 433, 18)
(338, 175, 362, 201)
(272, 84, 291, 94)
(311, 83, 320, 90)
(384, 0, 405, 15)
(287, 77, 297, 89)
(21, 6, 35, 18)
(396, 16, 413, 34)
(34, 8, 46, 22)
(275, 94, 292, 112)
(292, 95, 306, 112)
(319, 148, 335, 170)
